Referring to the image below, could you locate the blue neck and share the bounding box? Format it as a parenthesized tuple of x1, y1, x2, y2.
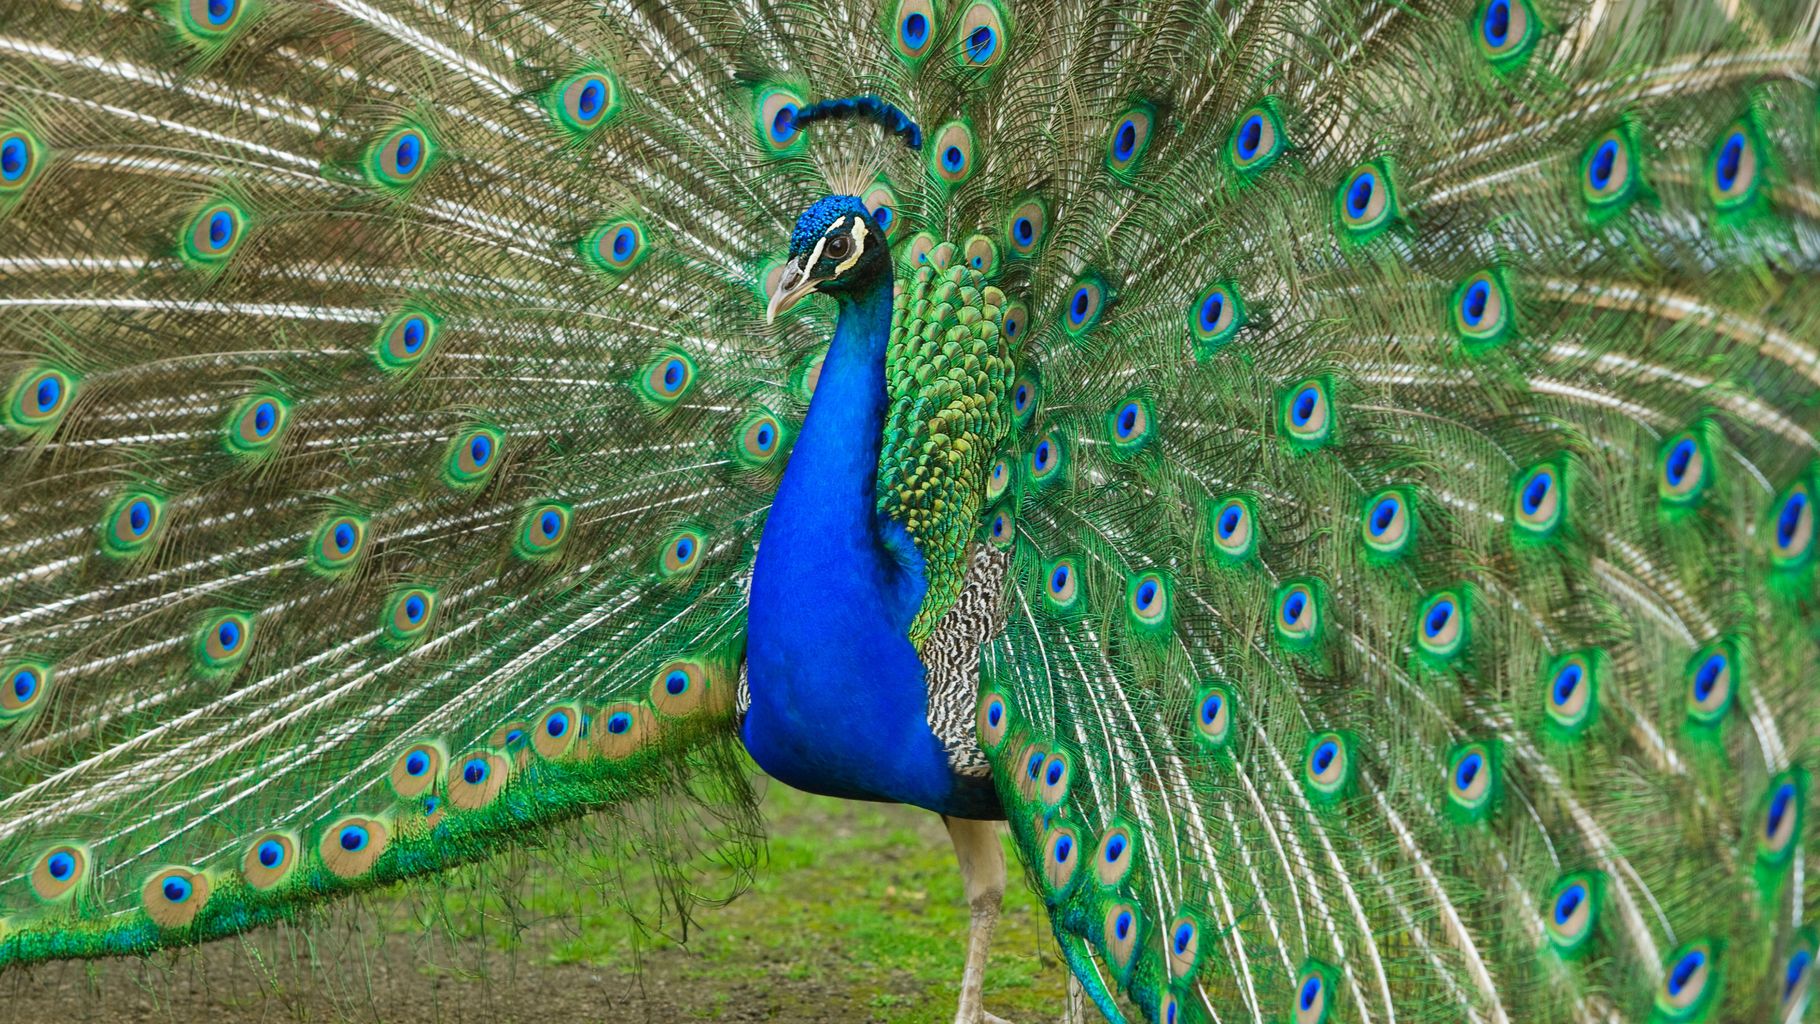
(743, 278, 993, 815)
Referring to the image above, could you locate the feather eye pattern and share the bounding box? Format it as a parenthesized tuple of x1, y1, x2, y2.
(2, 0, 1819, 1018)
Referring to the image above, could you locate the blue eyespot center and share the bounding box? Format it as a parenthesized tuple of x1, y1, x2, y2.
(47, 851, 75, 880)
(1768, 783, 1796, 837)
(1554, 883, 1585, 925)
(1483, 0, 1510, 46)
(1590, 139, 1618, 189)
(1370, 498, 1398, 536)
(1045, 760, 1064, 786)
(469, 434, 493, 466)
(1218, 504, 1243, 538)
(339, 826, 367, 852)
(1050, 565, 1069, 592)
(1777, 492, 1808, 549)
(1105, 835, 1126, 861)
(1716, 132, 1745, 192)
(218, 620, 241, 651)
(403, 594, 426, 623)
(1034, 441, 1052, 469)
(1552, 664, 1582, 706)
(1115, 911, 1131, 939)
(1300, 977, 1322, 1011)
(1347, 173, 1375, 218)
(1283, 591, 1307, 624)
(401, 317, 425, 353)
(0, 137, 27, 179)
(1788, 950, 1813, 998)
(1054, 834, 1072, 862)
(547, 712, 569, 737)
(162, 876, 191, 903)
(662, 358, 684, 390)
(675, 536, 695, 562)
(257, 840, 284, 868)
(1070, 288, 1090, 323)
(208, 210, 234, 248)
(577, 80, 605, 119)
(128, 499, 152, 534)
(965, 25, 996, 63)
(1312, 740, 1337, 774)
(987, 701, 1002, 726)
(1461, 280, 1490, 325)
(607, 711, 632, 735)
(1113, 121, 1137, 161)
(539, 510, 561, 539)
(665, 670, 689, 695)
(1014, 385, 1029, 410)
(1694, 653, 1726, 701)
(394, 133, 421, 175)
(943, 145, 964, 171)
(613, 226, 636, 261)
(1522, 472, 1552, 515)
(1136, 579, 1158, 609)
(405, 750, 429, 775)
(902, 11, 928, 48)
(1117, 404, 1139, 437)
(756, 423, 775, 449)
(1025, 752, 1043, 779)
(463, 758, 488, 784)
(1201, 694, 1222, 725)
(1666, 439, 1695, 485)
(874, 206, 893, 231)
(1014, 217, 1034, 244)
(332, 522, 355, 553)
(1425, 600, 1454, 638)
(1669, 950, 1706, 996)
(13, 669, 37, 701)
(1238, 115, 1263, 159)
(1200, 292, 1225, 331)
(35, 375, 60, 413)
(771, 104, 797, 144)
(1291, 388, 1318, 426)
(1455, 752, 1483, 790)
(1172, 922, 1193, 955)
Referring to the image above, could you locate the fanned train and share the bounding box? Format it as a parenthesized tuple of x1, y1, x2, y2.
(2, 0, 1819, 1021)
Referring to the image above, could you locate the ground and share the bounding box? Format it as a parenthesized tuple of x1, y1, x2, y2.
(0, 779, 1072, 1023)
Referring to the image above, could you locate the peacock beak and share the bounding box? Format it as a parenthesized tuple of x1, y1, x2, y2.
(766, 257, 818, 325)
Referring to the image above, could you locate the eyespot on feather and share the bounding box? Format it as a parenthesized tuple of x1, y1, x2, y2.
(1210, 495, 1259, 562)
(532, 703, 586, 759)
(1513, 460, 1566, 538)
(1445, 742, 1499, 819)
(1165, 912, 1202, 979)
(103, 491, 165, 556)
(309, 514, 367, 574)
(1025, 431, 1067, 488)
(1303, 732, 1352, 800)
(1062, 275, 1106, 335)
(547, 69, 619, 136)
(862, 183, 901, 239)
(1707, 117, 1766, 214)
(178, 0, 251, 41)
(1228, 101, 1287, 176)
(241, 832, 299, 890)
(374, 309, 438, 371)
(976, 692, 1011, 750)
(640, 350, 697, 404)
(1657, 428, 1711, 506)
(1757, 770, 1805, 866)
(650, 660, 709, 717)
(755, 86, 805, 153)
(1415, 588, 1467, 660)
(195, 611, 253, 674)
(584, 219, 648, 274)
(1474, 0, 1540, 66)
(31, 843, 90, 902)
(1768, 476, 1814, 569)
(1005, 198, 1046, 256)
(382, 587, 437, 646)
(390, 740, 445, 798)
(1280, 379, 1334, 447)
(658, 528, 705, 577)
(1, 659, 52, 724)
(1294, 960, 1338, 1024)
(592, 702, 655, 759)
(1101, 902, 1142, 975)
(889, 0, 938, 61)
(1335, 159, 1399, 241)
(5, 364, 74, 433)
(1451, 269, 1513, 347)
(1685, 640, 1738, 726)
(446, 426, 503, 488)
(446, 749, 510, 810)
(1041, 824, 1079, 894)
(223, 392, 290, 454)
(1194, 683, 1234, 749)
(142, 866, 210, 929)
(930, 121, 977, 184)
(182, 200, 246, 264)
(365, 124, 435, 188)
(515, 502, 572, 560)
(0, 127, 45, 193)
(1654, 940, 1719, 1020)
(319, 816, 389, 878)
(955, 1, 1007, 68)
(1190, 281, 1246, 354)
(1543, 650, 1601, 736)
(1105, 104, 1154, 179)
(1543, 871, 1603, 955)
(1093, 825, 1134, 886)
(1580, 124, 1643, 216)
(1041, 557, 1082, 613)
(1275, 580, 1322, 647)
(1126, 572, 1170, 631)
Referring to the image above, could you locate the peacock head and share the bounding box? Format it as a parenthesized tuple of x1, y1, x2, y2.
(766, 195, 890, 323)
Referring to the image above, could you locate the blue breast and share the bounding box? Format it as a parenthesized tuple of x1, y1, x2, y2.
(743, 281, 1000, 819)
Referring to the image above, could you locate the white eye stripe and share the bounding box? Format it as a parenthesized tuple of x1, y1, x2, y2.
(834, 218, 868, 275)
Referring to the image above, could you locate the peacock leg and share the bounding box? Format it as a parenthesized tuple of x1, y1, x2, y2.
(944, 815, 1010, 1024)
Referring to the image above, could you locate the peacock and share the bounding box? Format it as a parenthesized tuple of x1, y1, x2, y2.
(2, 0, 1818, 1020)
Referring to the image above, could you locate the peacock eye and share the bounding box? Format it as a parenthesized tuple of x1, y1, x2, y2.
(825, 234, 852, 259)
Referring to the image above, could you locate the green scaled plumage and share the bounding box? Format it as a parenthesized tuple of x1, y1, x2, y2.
(2, 1, 1820, 1023)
